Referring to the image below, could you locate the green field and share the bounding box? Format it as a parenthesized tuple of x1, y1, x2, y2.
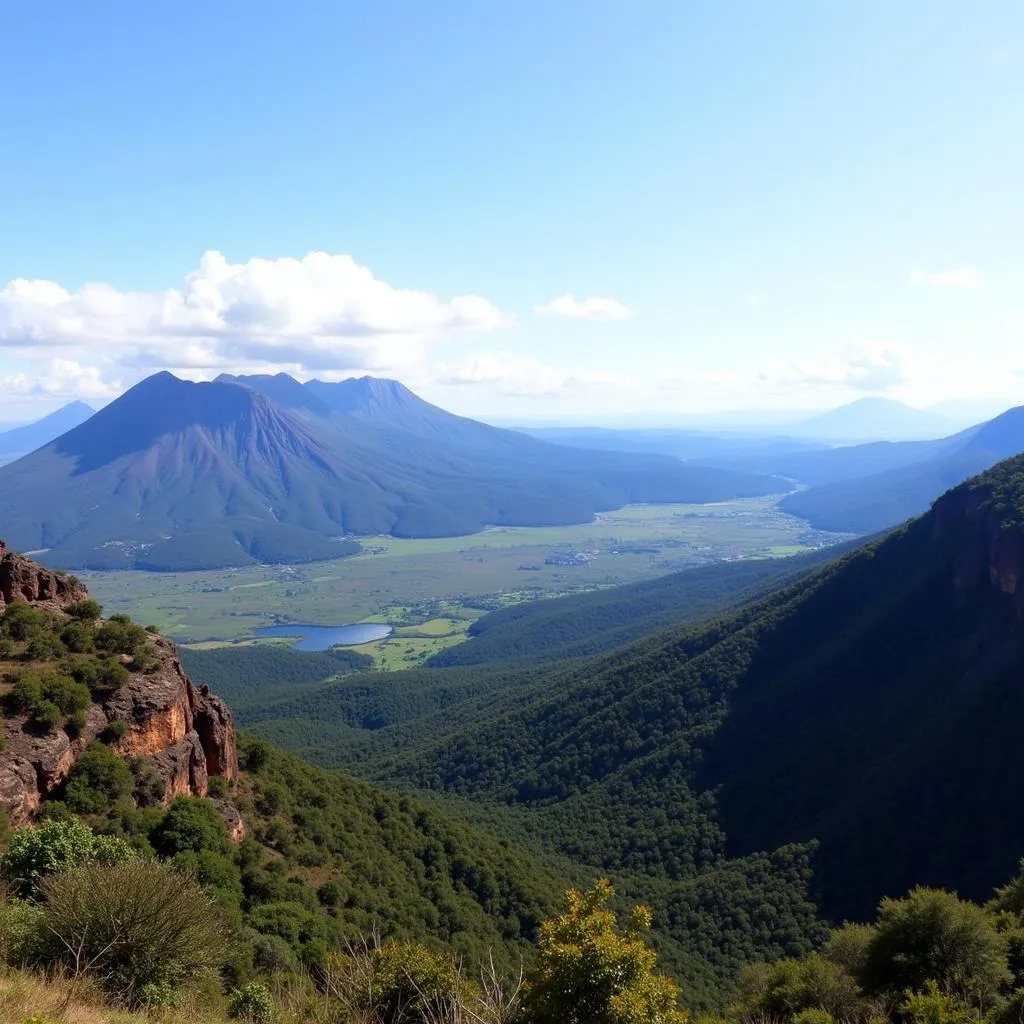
(80, 497, 849, 652)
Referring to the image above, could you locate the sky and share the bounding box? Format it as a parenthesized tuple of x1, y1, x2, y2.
(1, 1, 1023, 424)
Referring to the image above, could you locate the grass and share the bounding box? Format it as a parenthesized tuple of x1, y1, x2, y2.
(0, 967, 222, 1024)
(79, 498, 848, 645)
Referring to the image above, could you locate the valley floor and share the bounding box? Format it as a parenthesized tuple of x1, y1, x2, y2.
(81, 497, 849, 661)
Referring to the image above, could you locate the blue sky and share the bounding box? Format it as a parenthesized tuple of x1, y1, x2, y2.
(1, 1, 1022, 422)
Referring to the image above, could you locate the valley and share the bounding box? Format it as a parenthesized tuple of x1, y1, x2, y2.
(80, 496, 846, 666)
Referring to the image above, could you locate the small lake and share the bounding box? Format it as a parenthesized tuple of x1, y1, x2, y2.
(253, 623, 393, 651)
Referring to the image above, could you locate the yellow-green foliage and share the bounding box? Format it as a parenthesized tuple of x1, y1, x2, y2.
(522, 878, 688, 1024)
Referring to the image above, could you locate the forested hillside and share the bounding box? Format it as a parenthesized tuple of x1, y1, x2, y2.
(230, 455, 1024, 941)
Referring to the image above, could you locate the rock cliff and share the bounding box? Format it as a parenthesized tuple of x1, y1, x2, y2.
(0, 539, 88, 611)
(0, 542, 237, 826)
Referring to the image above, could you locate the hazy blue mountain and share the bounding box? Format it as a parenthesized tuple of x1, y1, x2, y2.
(520, 426, 829, 461)
(0, 372, 786, 570)
(0, 400, 94, 455)
(780, 404, 1024, 531)
(788, 397, 956, 441)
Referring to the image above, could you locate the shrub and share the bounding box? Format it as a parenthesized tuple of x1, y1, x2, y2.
(64, 741, 135, 813)
(66, 598, 103, 620)
(1, 604, 47, 642)
(95, 617, 148, 657)
(60, 620, 95, 652)
(522, 879, 687, 1024)
(243, 739, 273, 773)
(0, 636, 13, 658)
(100, 717, 129, 744)
(140, 980, 180, 1007)
(41, 859, 229, 1001)
(737, 954, 864, 1021)
(0, 818, 136, 900)
(31, 701, 63, 733)
(150, 796, 231, 857)
(24, 630, 64, 661)
(71, 655, 129, 695)
(0, 897, 47, 965)
(64, 709, 87, 739)
(40, 674, 91, 715)
(371, 940, 472, 1024)
(6, 677, 43, 714)
(902, 980, 976, 1024)
(229, 982, 275, 1023)
(860, 888, 1010, 1006)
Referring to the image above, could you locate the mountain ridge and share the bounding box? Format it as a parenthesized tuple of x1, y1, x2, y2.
(0, 371, 787, 570)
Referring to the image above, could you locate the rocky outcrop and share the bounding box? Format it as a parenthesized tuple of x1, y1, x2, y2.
(933, 483, 1024, 617)
(0, 539, 88, 611)
(0, 545, 238, 826)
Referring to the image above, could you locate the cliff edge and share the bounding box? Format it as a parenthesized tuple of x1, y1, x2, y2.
(0, 541, 237, 825)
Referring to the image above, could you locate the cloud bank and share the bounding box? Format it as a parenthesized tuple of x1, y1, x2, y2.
(534, 293, 632, 320)
(0, 251, 512, 383)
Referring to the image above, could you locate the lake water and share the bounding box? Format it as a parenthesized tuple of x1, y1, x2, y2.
(253, 623, 393, 651)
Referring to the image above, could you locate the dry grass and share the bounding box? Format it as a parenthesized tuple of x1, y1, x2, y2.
(0, 968, 229, 1024)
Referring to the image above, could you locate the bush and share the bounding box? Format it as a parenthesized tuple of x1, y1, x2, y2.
(150, 796, 231, 857)
(24, 630, 64, 662)
(64, 741, 135, 813)
(6, 677, 43, 714)
(41, 859, 229, 1001)
(100, 717, 129, 744)
(371, 940, 472, 1024)
(66, 598, 102, 620)
(860, 888, 1010, 1006)
(229, 982, 275, 1023)
(31, 701, 63, 733)
(60, 620, 95, 652)
(737, 955, 863, 1021)
(243, 739, 273, 773)
(40, 674, 91, 715)
(1, 604, 48, 642)
(64, 709, 87, 739)
(0, 818, 136, 900)
(95, 617, 148, 657)
(902, 980, 976, 1024)
(0, 897, 47, 965)
(71, 656, 129, 695)
(522, 879, 687, 1024)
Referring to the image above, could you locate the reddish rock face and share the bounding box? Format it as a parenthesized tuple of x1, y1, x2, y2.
(0, 539, 89, 611)
(0, 545, 238, 826)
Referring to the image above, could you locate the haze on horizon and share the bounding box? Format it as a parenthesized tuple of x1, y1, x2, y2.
(1, 2, 1022, 424)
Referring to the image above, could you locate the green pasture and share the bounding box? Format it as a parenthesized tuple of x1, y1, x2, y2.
(80, 497, 845, 645)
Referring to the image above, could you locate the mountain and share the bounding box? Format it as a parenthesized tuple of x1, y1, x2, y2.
(780, 404, 1024, 532)
(0, 372, 786, 570)
(520, 426, 830, 461)
(0, 401, 94, 455)
(790, 397, 955, 442)
(232, 454, 1024, 935)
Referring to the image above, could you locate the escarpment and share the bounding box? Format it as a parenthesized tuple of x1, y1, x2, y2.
(0, 542, 237, 825)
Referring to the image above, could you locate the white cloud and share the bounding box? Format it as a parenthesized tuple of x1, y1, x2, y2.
(534, 293, 632, 320)
(0, 251, 512, 377)
(762, 341, 907, 394)
(0, 358, 122, 401)
(910, 267, 981, 288)
(437, 351, 620, 399)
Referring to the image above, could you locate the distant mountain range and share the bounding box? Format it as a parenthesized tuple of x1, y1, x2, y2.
(777, 406, 1024, 532)
(787, 396, 956, 441)
(0, 401, 94, 458)
(0, 372, 785, 570)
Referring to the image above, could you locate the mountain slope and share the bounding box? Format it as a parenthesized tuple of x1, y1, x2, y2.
(0, 372, 786, 569)
(311, 454, 1024, 926)
(0, 400, 94, 455)
(780, 405, 1024, 531)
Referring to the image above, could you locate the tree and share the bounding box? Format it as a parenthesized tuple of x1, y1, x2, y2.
(150, 796, 230, 857)
(522, 879, 688, 1024)
(0, 818, 135, 900)
(860, 888, 1010, 1009)
(64, 742, 135, 813)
